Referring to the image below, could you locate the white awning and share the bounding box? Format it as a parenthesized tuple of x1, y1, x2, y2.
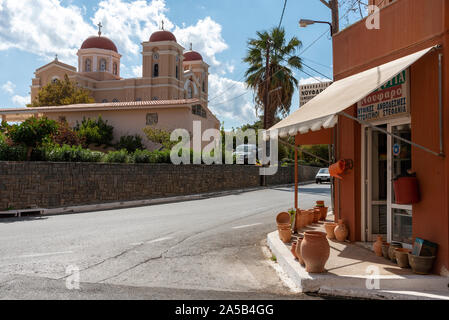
(267, 46, 436, 139)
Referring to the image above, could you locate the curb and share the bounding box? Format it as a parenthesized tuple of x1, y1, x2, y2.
(267, 231, 449, 300)
(38, 181, 315, 217)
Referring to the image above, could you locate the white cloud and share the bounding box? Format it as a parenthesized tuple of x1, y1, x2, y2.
(1, 81, 15, 94)
(208, 74, 257, 127)
(132, 65, 142, 78)
(12, 95, 30, 107)
(0, 0, 95, 63)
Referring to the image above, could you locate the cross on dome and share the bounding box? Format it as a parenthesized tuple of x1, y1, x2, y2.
(97, 22, 103, 37)
(161, 20, 164, 30)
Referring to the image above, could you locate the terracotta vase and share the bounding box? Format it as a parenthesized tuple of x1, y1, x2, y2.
(313, 209, 321, 223)
(334, 219, 348, 242)
(295, 209, 305, 230)
(373, 236, 384, 257)
(388, 242, 402, 262)
(276, 212, 290, 225)
(316, 200, 325, 207)
(295, 236, 305, 265)
(300, 231, 330, 273)
(324, 222, 337, 239)
(278, 225, 291, 243)
(381, 243, 390, 259)
(318, 207, 329, 221)
(307, 210, 314, 225)
(291, 241, 298, 259)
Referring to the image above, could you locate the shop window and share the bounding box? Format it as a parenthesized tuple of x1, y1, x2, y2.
(146, 113, 158, 125)
(153, 64, 159, 77)
(85, 58, 92, 72)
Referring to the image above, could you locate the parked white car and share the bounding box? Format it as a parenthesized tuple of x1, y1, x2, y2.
(315, 168, 330, 184)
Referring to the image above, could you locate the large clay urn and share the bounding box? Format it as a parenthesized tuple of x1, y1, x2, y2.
(294, 236, 305, 265)
(373, 236, 384, 257)
(319, 207, 329, 221)
(313, 209, 321, 223)
(307, 210, 314, 225)
(334, 219, 349, 242)
(295, 209, 305, 230)
(300, 231, 330, 273)
(324, 222, 337, 239)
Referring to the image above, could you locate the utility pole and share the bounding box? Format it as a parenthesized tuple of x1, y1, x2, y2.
(318, 0, 340, 34)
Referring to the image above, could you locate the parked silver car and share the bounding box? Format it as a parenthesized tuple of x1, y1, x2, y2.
(315, 168, 330, 184)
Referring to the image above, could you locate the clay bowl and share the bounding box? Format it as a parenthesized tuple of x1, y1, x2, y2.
(408, 254, 436, 275)
(276, 212, 291, 224)
(395, 248, 411, 268)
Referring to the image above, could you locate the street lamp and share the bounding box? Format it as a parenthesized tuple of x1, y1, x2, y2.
(299, 19, 333, 36)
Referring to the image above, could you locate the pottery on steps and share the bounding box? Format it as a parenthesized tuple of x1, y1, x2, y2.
(381, 242, 390, 259)
(395, 248, 411, 268)
(324, 222, 337, 239)
(408, 254, 435, 275)
(291, 241, 298, 260)
(313, 209, 321, 223)
(334, 219, 348, 242)
(276, 212, 291, 225)
(295, 236, 305, 265)
(388, 242, 402, 262)
(373, 236, 384, 257)
(300, 231, 330, 273)
(278, 225, 291, 243)
(318, 207, 329, 221)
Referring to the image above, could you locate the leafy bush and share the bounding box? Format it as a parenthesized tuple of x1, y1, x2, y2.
(103, 149, 130, 163)
(0, 142, 27, 161)
(143, 126, 180, 150)
(115, 135, 143, 153)
(74, 116, 114, 146)
(52, 122, 85, 147)
(42, 144, 103, 163)
(7, 117, 58, 148)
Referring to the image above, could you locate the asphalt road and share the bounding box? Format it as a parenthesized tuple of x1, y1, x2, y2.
(0, 183, 331, 300)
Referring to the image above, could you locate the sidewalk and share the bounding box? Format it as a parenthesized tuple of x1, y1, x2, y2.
(267, 215, 449, 300)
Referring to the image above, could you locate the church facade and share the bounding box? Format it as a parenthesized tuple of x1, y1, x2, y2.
(0, 27, 220, 149)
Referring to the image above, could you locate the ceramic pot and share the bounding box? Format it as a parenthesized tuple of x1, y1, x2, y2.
(307, 210, 314, 225)
(316, 200, 325, 207)
(324, 222, 337, 239)
(388, 242, 402, 262)
(295, 236, 305, 265)
(278, 225, 292, 243)
(373, 236, 384, 257)
(276, 212, 290, 224)
(295, 209, 305, 230)
(313, 209, 321, 223)
(301, 231, 330, 273)
(381, 243, 390, 259)
(334, 219, 348, 242)
(408, 254, 435, 275)
(318, 207, 329, 221)
(395, 248, 411, 268)
(291, 241, 298, 260)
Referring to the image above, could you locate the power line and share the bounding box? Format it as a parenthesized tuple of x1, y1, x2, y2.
(278, 0, 288, 28)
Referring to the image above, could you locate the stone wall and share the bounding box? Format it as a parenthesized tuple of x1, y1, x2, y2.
(0, 162, 320, 210)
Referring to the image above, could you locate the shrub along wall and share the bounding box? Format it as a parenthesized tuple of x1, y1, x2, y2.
(0, 162, 320, 210)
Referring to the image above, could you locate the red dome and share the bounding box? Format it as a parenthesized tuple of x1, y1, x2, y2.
(81, 36, 118, 53)
(149, 30, 177, 43)
(184, 51, 203, 61)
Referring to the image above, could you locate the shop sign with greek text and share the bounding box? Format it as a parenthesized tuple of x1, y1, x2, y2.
(357, 69, 410, 122)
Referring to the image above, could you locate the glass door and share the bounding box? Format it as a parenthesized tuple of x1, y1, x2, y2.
(388, 122, 413, 247)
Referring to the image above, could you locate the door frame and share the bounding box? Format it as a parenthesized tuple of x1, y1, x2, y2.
(361, 116, 411, 243)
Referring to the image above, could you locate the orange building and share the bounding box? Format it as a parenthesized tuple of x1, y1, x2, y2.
(270, 0, 449, 275)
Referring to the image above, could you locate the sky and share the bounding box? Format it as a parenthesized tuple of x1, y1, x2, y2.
(0, 0, 363, 129)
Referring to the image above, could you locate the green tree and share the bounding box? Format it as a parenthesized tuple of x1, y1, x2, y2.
(143, 127, 179, 150)
(244, 27, 302, 129)
(29, 74, 95, 107)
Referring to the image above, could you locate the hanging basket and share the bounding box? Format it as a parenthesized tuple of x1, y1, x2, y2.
(393, 175, 420, 204)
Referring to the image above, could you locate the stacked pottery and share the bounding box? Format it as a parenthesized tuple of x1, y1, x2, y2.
(324, 222, 337, 239)
(388, 242, 402, 263)
(313, 208, 321, 223)
(276, 212, 292, 243)
(381, 242, 390, 259)
(334, 219, 349, 242)
(395, 248, 411, 268)
(373, 235, 384, 257)
(300, 231, 330, 273)
(294, 235, 305, 265)
(315, 201, 328, 221)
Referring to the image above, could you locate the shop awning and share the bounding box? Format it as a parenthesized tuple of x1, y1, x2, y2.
(267, 46, 436, 139)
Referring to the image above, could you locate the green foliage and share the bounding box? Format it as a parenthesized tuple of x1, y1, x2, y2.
(43, 144, 103, 163)
(7, 117, 58, 148)
(74, 116, 114, 146)
(103, 149, 130, 163)
(29, 74, 95, 107)
(52, 121, 85, 147)
(300, 145, 329, 167)
(143, 126, 179, 150)
(115, 135, 144, 153)
(132, 149, 171, 164)
(0, 142, 27, 161)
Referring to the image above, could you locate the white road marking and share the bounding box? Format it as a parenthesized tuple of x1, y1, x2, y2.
(232, 223, 263, 230)
(5, 251, 74, 259)
(130, 237, 173, 246)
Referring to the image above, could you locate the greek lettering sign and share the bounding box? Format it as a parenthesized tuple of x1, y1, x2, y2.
(299, 81, 332, 107)
(357, 69, 409, 121)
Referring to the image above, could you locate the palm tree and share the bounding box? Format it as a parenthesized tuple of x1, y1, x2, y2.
(244, 26, 302, 129)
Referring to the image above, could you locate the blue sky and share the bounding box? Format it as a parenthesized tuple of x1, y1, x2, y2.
(0, 0, 362, 129)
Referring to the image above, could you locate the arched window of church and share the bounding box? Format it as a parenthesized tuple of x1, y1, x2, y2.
(113, 63, 118, 75)
(187, 85, 193, 99)
(202, 81, 206, 93)
(100, 59, 107, 72)
(85, 59, 91, 72)
(176, 66, 179, 80)
(153, 64, 159, 78)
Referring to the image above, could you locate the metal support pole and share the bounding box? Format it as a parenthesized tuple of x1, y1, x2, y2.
(439, 53, 445, 156)
(295, 147, 299, 209)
